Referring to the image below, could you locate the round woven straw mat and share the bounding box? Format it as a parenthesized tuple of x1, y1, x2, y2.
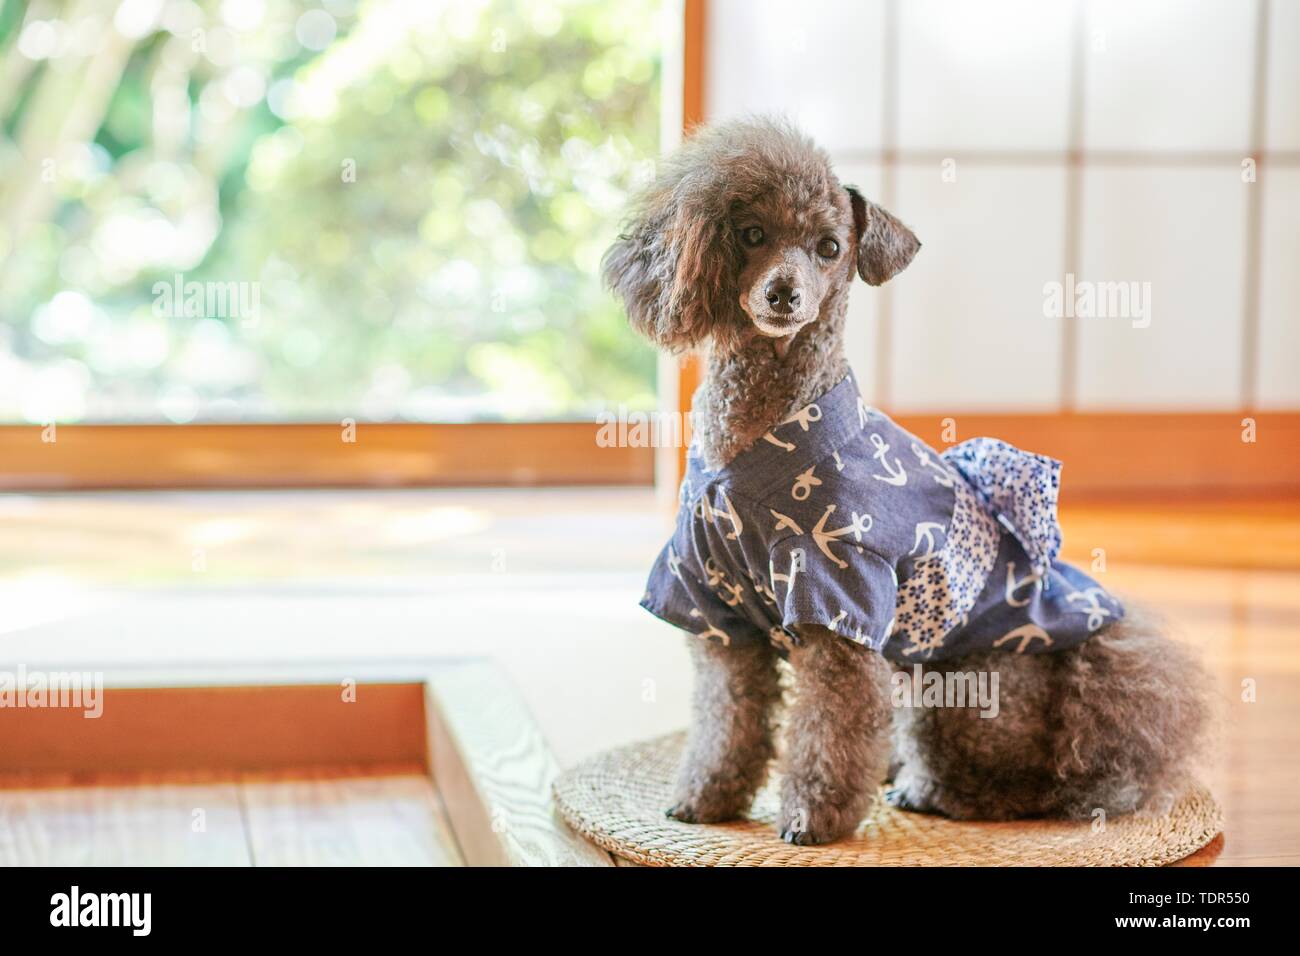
(554, 733, 1223, 866)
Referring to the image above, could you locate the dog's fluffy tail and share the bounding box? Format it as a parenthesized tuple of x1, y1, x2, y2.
(1051, 606, 1214, 817)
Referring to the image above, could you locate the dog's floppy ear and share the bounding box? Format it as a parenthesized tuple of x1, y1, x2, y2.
(602, 173, 736, 352)
(846, 185, 920, 286)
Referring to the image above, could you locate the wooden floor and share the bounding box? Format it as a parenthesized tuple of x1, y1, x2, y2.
(0, 765, 464, 866)
(1, 488, 1297, 866)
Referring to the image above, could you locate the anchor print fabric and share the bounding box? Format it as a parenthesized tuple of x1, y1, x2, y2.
(641, 373, 1124, 662)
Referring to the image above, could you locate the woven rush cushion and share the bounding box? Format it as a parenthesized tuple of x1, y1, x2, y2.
(553, 732, 1223, 867)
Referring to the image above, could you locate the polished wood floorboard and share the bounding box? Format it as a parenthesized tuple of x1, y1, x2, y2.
(0, 766, 464, 867)
(1, 489, 1296, 865)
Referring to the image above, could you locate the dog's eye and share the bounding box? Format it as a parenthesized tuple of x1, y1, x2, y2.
(741, 226, 764, 248)
(817, 237, 840, 259)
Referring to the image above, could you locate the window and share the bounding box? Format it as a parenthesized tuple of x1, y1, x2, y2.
(0, 0, 662, 426)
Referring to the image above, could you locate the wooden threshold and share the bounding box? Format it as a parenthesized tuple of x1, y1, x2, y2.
(0, 422, 653, 490)
(896, 410, 1300, 501)
(0, 682, 427, 775)
(0, 661, 613, 867)
(1, 412, 1297, 496)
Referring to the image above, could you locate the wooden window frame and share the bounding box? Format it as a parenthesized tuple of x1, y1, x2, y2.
(0, 4, 703, 493)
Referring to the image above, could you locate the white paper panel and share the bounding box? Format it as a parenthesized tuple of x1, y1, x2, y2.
(897, 0, 1075, 150)
(705, 0, 886, 154)
(1083, 0, 1255, 153)
(1076, 167, 1247, 409)
(1265, 0, 1300, 150)
(889, 164, 1067, 412)
(1256, 169, 1300, 408)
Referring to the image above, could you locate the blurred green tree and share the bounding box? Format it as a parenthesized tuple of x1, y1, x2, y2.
(0, 0, 660, 423)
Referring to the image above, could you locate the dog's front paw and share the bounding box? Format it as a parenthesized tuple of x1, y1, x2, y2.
(665, 801, 704, 824)
(665, 790, 747, 825)
(776, 794, 865, 846)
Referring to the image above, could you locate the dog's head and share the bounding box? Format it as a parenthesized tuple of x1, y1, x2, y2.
(602, 117, 920, 352)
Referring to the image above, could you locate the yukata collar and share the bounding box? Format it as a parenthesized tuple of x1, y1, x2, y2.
(688, 374, 867, 499)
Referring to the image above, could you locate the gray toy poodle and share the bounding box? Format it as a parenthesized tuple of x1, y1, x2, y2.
(602, 117, 1211, 846)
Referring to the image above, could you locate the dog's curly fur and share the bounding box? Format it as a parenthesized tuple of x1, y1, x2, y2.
(604, 117, 1211, 844)
(888, 609, 1211, 822)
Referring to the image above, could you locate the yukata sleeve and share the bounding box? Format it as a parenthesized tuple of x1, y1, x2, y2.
(767, 535, 899, 651)
(640, 538, 764, 649)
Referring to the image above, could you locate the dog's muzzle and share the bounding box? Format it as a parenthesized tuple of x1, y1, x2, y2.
(745, 288, 814, 336)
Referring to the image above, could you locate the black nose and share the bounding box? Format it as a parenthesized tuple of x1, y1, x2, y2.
(764, 282, 800, 314)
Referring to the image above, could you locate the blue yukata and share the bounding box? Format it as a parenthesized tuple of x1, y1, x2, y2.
(641, 373, 1123, 662)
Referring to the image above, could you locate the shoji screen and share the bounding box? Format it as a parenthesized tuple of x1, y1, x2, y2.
(705, 0, 1297, 413)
